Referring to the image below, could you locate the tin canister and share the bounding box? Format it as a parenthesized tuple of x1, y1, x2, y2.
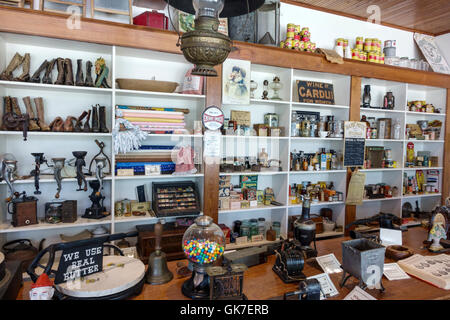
(384, 40, 397, 48)
(368, 52, 377, 63)
(295, 25, 301, 33)
(302, 36, 310, 42)
(299, 41, 305, 51)
(264, 113, 279, 128)
(285, 38, 294, 49)
(352, 49, 360, 60)
(280, 41, 285, 48)
(287, 23, 296, 32)
(294, 34, 301, 40)
(364, 38, 372, 52)
(343, 39, 349, 49)
(286, 31, 295, 38)
(370, 127, 378, 139)
(356, 37, 364, 50)
(336, 38, 345, 46)
(305, 41, 312, 51)
(293, 39, 300, 49)
(301, 27, 310, 36)
(311, 42, 316, 51)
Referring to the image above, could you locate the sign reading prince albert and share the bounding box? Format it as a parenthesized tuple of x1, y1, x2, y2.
(295, 80, 335, 105)
(55, 239, 104, 284)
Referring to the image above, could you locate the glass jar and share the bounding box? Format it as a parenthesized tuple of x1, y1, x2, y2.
(233, 220, 242, 234)
(182, 215, 225, 266)
(45, 202, 63, 224)
(258, 218, 266, 237)
(272, 221, 281, 239)
(301, 116, 310, 137)
(240, 220, 250, 238)
(249, 219, 259, 238)
(291, 113, 299, 137)
(309, 116, 317, 137)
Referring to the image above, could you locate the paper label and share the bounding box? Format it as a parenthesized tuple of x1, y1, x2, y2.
(307, 273, 339, 300)
(316, 254, 342, 274)
(344, 286, 377, 300)
(383, 263, 410, 281)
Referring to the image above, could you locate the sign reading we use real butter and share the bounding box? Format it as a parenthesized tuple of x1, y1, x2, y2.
(295, 80, 335, 105)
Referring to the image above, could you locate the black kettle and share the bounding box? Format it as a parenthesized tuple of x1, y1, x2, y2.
(2, 239, 45, 273)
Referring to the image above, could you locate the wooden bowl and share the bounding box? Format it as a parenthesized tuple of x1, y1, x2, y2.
(116, 78, 178, 93)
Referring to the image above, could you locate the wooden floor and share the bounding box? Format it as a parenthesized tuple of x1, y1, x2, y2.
(16, 227, 450, 300)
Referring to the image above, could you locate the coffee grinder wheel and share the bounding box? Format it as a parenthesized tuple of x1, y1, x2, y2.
(55, 256, 145, 300)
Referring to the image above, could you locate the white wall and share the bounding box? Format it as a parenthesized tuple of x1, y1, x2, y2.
(436, 33, 450, 68)
(278, 2, 422, 59)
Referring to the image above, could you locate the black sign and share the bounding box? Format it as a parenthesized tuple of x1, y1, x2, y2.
(55, 240, 104, 284)
(344, 138, 366, 167)
(295, 80, 335, 105)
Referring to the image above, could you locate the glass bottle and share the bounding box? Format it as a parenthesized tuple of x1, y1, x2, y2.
(259, 148, 268, 167)
(272, 221, 281, 239)
(291, 112, 299, 137)
(301, 116, 310, 137)
(393, 120, 401, 140)
(309, 116, 317, 137)
(249, 219, 259, 238)
(258, 218, 266, 237)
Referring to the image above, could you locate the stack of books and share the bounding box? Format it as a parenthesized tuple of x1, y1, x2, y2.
(115, 145, 175, 176)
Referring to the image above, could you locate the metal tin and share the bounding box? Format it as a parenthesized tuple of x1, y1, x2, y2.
(294, 25, 301, 33)
(287, 23, 296, 32)
(285, 38, 294, 49)
(384, 40, 397, 48)
(264, 113, 279, 128)
(286, 31, 295, 38)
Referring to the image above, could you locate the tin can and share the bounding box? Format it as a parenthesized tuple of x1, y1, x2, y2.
(305, 41, 312, 51)
(279, 41, 285, 48)
(384, 40, 396, 48)
(352, 49, 359, 60)
(299, 41, 305, 51)
(286, 31, 295, 38)
(293, 39, 300, 49)
(364, 38, 373, 52)
(356, 37, 364, 50)
(302, 36, 310, 42)
(311, 42, 316, 51)
(294, 34, 301, 40)
(343, 39, 349, 48)
(301, 27, 310, 36)
(380, 53, 385, 64)
(264, 113, 279, 128)
(366, 127, 372, 139)
(295, 25, 301, 33)
(336, 38, 345, 46)
(285, 38, 294, 49)
(287, 23, 296, 32)
(371, 127, 378, 139)
(368, 52, 377, 63)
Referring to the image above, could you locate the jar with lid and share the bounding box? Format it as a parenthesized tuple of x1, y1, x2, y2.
(272, 221, 281, 239)
(291, 113, 299, 137)
(240, 220, 250, 238)
(309, 116, 317, 137)
(392, 120, 401, 140)
(181, 215, 225, 299)
(258, 218, 266, 237)
(249, 219, 259, 238)
(301, 116, 310, 137)
(45, 202, 63, 224)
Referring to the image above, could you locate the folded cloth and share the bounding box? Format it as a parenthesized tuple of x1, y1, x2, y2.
(131, 122, 186, 127)
(315, 48, 344, 64)
(121, 111, 184, 119)
(123, 117, 184, 123)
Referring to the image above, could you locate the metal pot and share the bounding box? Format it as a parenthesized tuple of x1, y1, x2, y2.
(2, 238, 45, 273)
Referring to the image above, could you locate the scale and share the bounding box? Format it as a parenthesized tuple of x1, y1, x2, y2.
(27, 232, 145, 300)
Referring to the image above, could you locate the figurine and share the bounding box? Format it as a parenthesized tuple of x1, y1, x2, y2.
(173, 145, 197, 175)
(428, 222, 447, 252)
(29, 273, 54, 300)
(94, 57, 111, 88)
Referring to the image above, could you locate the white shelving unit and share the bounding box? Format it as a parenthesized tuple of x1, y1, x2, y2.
(0, 32, 205, 247)
(357, 78, 446, 220)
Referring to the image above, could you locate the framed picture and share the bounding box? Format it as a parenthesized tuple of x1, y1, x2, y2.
(414, 33, 450, 75)
(222, 58, 251, 105)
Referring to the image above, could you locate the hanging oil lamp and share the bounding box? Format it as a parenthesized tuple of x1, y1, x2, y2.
(165, 0, 265, 76)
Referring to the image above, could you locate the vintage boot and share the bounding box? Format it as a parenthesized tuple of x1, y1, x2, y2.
(64, 58, 74, 86)
(0, 53, 24, 81)
(34, 97, 51, 131)
(42, 59, 56, 84)
(23, 96, 40, 131)
(14, 53, 31, 82)
(50, 117, 65, 132)
(54, 58, 65, 85)
(98, 105, 109, 133)
(83, 109, 91, 132)
(30, 60, 49, 83)
(10, 97, 23, 131)
(1, 96, 12, 130)
(75, 59, 84, 86)
(74, 111, 87, 132)
(91, 105, 99, 133)
(63, 116, 77, 132)
(85, 61, 94, 87)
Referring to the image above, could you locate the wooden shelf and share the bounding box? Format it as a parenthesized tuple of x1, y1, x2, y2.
(0, 175, 113, 185)
(220, 171, 288, 176)
(115, 89, 205, 100)
(0, 131, 112, 137)
(292, 102, 349, 109)
(289, 170, 346, 174)
(114, 174, 204, 181)
(0, 80, 112, 93)
(219, 204, 287, 214)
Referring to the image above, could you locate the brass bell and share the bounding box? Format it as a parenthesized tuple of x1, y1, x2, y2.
(146, 221, 173, 285)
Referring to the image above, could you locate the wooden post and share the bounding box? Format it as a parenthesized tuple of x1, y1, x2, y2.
(345, 75, 361, 236)
(203, 65, 222, 223)
(442, 89, 450, 205)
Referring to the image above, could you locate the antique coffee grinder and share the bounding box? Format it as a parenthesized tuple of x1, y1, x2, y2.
(89, 139, 111, 175)
(30, 153, 47, 195)
(206, 263, 248, 300)
(94, 157, 107, 194)
(50, 158, 65, 199)
(0, 153, 18, 200)
(293, 196, 317, 259)
(83, 179, 109, 219)
(181, 216, 225, 299)
(146, 221, 173, 285)
(283, 278, 322, 300)
(72, 151, 87, 192)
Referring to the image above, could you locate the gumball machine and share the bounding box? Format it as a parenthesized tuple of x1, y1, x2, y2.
(181, 215, 225, 299)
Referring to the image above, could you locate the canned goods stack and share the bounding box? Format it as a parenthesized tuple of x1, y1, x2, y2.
(280, 23, 316, 53)
(337, 37, 385, 64)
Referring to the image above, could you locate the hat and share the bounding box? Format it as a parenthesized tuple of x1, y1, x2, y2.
(31, 273, 54, 289)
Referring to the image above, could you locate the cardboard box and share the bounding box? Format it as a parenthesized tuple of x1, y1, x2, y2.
(219, 224, 231, 244)
(240, 175, 258, 189)
(254, 124, 268, 136)
(219, 197, 230, 210)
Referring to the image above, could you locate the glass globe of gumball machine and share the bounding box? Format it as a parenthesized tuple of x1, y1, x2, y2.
(181, 215, 225, 299)
(269, 76, 283, 100)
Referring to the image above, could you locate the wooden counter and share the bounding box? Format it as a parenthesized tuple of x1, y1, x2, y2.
(16, 227, 450, 300)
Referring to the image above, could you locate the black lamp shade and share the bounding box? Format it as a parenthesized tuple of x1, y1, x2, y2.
(164, 0, 265, 17)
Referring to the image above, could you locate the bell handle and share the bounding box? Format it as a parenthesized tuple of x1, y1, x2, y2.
(155, 221, 162, 252)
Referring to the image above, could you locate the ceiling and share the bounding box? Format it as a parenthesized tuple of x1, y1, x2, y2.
(284, 0, 450, 36)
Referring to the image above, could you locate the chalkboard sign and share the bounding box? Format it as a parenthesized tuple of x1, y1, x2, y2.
(55, 240, 104, 284)
(344, 138, 366, 167)
(295, 80, 335, 105)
